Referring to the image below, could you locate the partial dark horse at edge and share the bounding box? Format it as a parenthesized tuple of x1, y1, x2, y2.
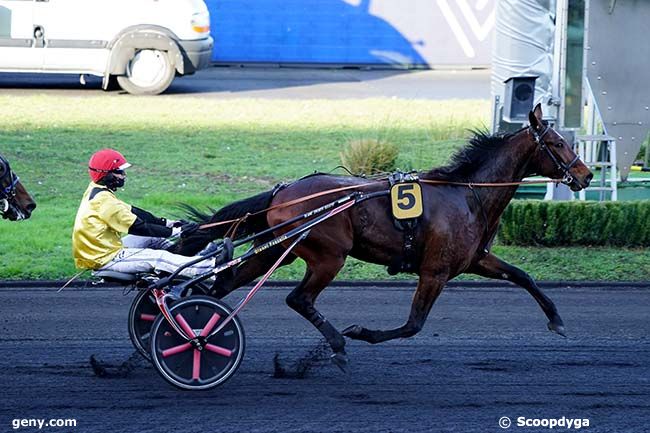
(0, 154, 36, 221)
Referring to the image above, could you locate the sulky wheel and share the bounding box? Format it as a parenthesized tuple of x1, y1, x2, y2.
(128, 279, 210, 362)
(150, 296, 245, 390)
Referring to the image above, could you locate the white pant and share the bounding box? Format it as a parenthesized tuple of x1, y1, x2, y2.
(99, 235, 214, 279)
(122, 234, 173, 250)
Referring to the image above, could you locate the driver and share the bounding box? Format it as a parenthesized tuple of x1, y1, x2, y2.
(72, 148, 214, 279)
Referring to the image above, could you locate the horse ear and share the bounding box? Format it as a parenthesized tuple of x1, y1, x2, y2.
(528, 103, 543, 130)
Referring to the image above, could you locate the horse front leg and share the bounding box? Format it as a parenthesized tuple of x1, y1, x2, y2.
(343, 272, 448, 344)
(286, 261, 349, 372)
(468, 253, 566, 336)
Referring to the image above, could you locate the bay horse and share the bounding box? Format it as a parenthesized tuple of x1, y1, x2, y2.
(173, 105, 593, 369)
(0, 154, 36, 221)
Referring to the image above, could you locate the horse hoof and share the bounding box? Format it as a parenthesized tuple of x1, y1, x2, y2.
(342, 325, 363, 339)
(330, 352, 349, 374)
(547, 321, 567, 337)
(89, 355, 107, 377)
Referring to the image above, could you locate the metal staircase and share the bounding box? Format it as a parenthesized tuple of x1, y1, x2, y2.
(575, 134, 617, 201)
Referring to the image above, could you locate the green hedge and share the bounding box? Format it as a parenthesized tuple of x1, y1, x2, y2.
(498, 200, 650, 246)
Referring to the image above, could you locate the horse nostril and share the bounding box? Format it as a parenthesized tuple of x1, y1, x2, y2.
(26, 202, 36, 215)
(585, 172, 594, 185)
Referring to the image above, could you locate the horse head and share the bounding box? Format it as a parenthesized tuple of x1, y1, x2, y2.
(527, 104, 593, 191)
(0, 155, 36, 221)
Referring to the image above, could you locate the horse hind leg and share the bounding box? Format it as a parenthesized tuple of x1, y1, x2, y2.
(286, 261, 349, 372)
(343, 273, 448, 344)
(468, 253, 566, 337)
(210, 245, 296, 299)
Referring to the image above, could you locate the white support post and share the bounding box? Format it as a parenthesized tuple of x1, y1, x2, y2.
(610, 140, 618, 201)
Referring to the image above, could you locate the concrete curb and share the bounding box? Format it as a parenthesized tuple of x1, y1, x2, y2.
(0, 279, 648, 289)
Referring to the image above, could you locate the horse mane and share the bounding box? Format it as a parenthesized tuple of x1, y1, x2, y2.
(424, 128, 517, 181)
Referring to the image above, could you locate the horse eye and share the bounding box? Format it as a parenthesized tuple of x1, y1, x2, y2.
(555, 142, 564, 148)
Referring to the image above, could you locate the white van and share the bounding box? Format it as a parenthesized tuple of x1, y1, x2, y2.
(0, 0, 213, 95)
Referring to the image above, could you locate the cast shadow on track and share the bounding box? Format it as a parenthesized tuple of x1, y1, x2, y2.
(89, 340, 334, 380)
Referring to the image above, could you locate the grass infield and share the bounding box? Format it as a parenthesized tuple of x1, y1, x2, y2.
(0, 95, 647, 281)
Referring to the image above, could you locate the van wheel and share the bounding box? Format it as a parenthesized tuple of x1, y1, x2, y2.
(117, 49, 175, 95)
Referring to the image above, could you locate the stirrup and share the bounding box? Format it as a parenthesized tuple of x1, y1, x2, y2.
(167, 284, 185, 301)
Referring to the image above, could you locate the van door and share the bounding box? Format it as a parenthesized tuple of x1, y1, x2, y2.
(33, 0, 117, 75)
(0, 0, 43, 71)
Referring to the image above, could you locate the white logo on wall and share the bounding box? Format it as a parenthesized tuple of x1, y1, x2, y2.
(437, 0, 495, 58)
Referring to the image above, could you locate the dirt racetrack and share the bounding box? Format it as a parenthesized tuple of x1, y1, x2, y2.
(1, 283, 648, 432)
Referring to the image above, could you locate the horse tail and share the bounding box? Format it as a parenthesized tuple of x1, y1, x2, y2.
(182, 190, 274, 240)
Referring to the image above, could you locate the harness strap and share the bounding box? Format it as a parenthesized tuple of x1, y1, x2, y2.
(385, 171, 421, 274)
(387, 224, 419, 275)
(0, 171, 20, 215)
(1, 175, 19, 198)
(529, 124, 582, 184)
(198, 181, 385, 230)
(468, 184, 491, 256)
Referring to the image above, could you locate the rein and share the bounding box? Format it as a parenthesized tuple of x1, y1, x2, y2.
(420, 178, 562, 187)
(198, 182, 384, 230)
(197, 177, 563, 231)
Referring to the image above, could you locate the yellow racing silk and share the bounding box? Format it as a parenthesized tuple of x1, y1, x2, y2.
(72, 182, 137, 270)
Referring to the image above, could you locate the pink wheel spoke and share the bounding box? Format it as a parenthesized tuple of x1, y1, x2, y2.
(200, 313, 222, 337)
(192, 349, 201, 380)
(175, 313, 195, 338)
(140, 313, 156, 322)
(205, 344, 233, 357)
(162, 342, 192, 358)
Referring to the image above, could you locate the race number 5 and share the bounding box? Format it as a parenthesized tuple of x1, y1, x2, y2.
(390, 183, 423, 219)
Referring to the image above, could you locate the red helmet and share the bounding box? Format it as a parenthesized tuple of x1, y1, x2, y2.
(88, 149, 132, 183)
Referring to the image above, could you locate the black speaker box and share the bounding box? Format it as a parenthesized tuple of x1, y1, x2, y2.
(503, 76, 537, 122)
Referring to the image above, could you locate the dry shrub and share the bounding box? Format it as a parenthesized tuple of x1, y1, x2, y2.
(340, 138, 399, 175)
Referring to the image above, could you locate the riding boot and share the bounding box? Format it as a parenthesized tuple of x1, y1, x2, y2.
(210, 238, 235, 294)
(198, 241, 221, 257)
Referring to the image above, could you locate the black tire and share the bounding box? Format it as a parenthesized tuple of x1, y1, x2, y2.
(150, 296, 245, 390)
(127, 279, 210, 362)
(103, 74, 120, 91)
(116, 48, 175, 95)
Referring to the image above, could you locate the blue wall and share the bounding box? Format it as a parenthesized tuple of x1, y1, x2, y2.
(205, 0, 426, 65)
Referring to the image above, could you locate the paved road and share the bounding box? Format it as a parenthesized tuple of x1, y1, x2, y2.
(0, 284, 648, 432)
(0, 67, 491, 99)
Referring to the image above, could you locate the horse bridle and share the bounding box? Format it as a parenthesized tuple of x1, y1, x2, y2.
(529, 124, 581, 185)
(0, 157, 21, 215)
